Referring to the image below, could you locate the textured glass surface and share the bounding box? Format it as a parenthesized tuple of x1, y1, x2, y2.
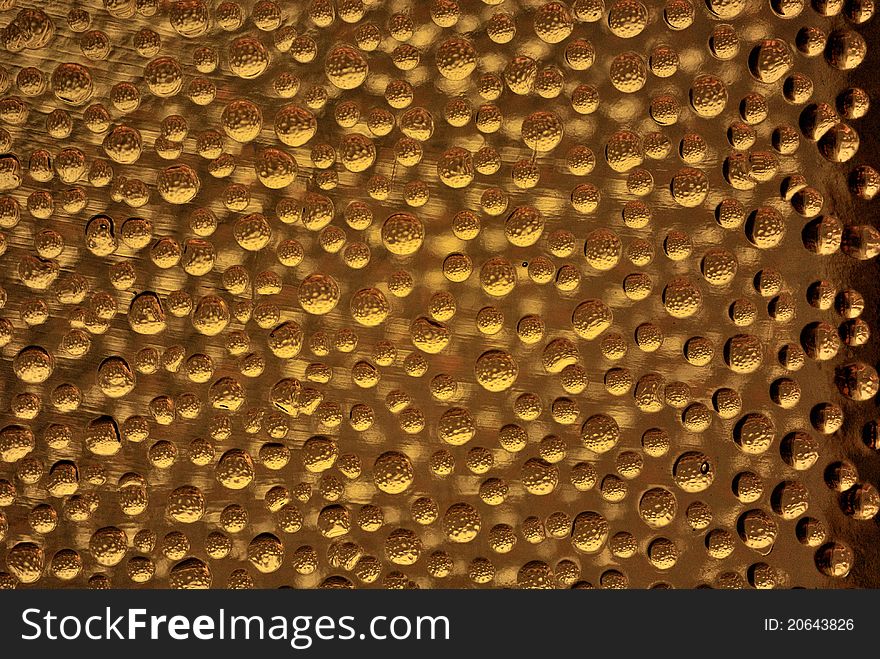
(0, 0, 878, 589)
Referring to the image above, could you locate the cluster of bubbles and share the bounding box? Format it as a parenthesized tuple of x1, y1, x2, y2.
(0, 0, 876, 589)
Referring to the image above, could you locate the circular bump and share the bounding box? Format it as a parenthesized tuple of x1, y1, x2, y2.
(191, 295, 230, 336)
(670, 167, 708, 207)
(96, 356, 135, 397)
(474, 350, 518, 392)
(712, 388, 741, 419)
(605, 130, 644, 172)
(825, 29, 867, 70)
(410, 317, 451, 354)
(724, 334, 763, 373)
(247, 533, 283, 573)
(6, 541, 44, 583)
(690, 75, 727, 118)
(51, 62, 93, 105)
(220, 99, 262, 142)
(565, 39, 596, 70)
(801, 321, 841, 360)
(572, 299, 613, 339)
(796, 518, 826, 547)
(815, 542, 853, 578)
(437, 147, 474, 189)
(610, 51, 647, 93)
(274, 104, 317, 147)
(169, 0, 209, 37)
(771, 0, 805, 16)
(633, 373, 665, 412)
(521, 458, 559, 495)
(745, 206, 786, 249)
(803, 215, 843, 254)
(156, 164, 200, 204)
(661, 277, 702, 319)
(89, 526, 127, 567)
(580, 414, 620, 454)
(505, 206, 544, 246)
(143, 57, 183, 97)
(818, 123, 859, 163)
(771, 378, 801, 408)
(799, 103, 837, 141)
(533, 1, 574, 43)
(684, 337, 714, 366)
(571, 511, 609, 553)
(479, 257, 517, 296)
(542, 338, 579, 373)
(734, 413, 775, 454)
(254, 147, 297, 189)
(301, 436, 338, 474)
(639, 487, 678, 528)
(836, 361, 879, 400)
(349, 288, 389, 327)
(169, 558, 212, 589)
(517, 561, 553, 588)
(810, 402, 843, 435)
(215, 448, 255, 489)
(650, 94, 680, 125)
(842, 224, 880, 260)
(298, 273, 340, 315)
(838, 87, 870, 120)
(737, 509, 778, 553)
(716, 198, 745, 229)
(0, 424, 35, 463)
(435, 37, 477, 80)
(325, 45, 368, 89)
(399, 107, 434, 141)
(521, 111, 564, 152)
(706, 529, 735, 559)
(673, 451, 714, 492)
(517, 315, 546, 345)
(749, 39, 793, 83)
(13, 345, 54, 384)
(664, 0, 695, 28)
(642, 428, 670, 456)
(706, 0, 746, 17)
(607, 0, 648, 37)
(167, 485, 206, 523)
(781, 430, 820, 470)
(604, 367, 634, 395)
(103, 126, 142, 165)
(442, 503, 480, 543)
(228, 36, 269, 78)
(381, 213, 424, 256)
(826, 461, 859, 492)
(128, 292, 166, 335)
(796, 26, 827, 57)
(709, 24, 739, 59)
(700, 248, 737, 286)
(771, 480, 809, 519)
(267, 321, 303, 359)
(584, 228, 622, 271)
(648, 538, 678, 570)
(504, 56, 538, 95)
(373, 451, 414, 494)
(841, 483, 880, 520)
